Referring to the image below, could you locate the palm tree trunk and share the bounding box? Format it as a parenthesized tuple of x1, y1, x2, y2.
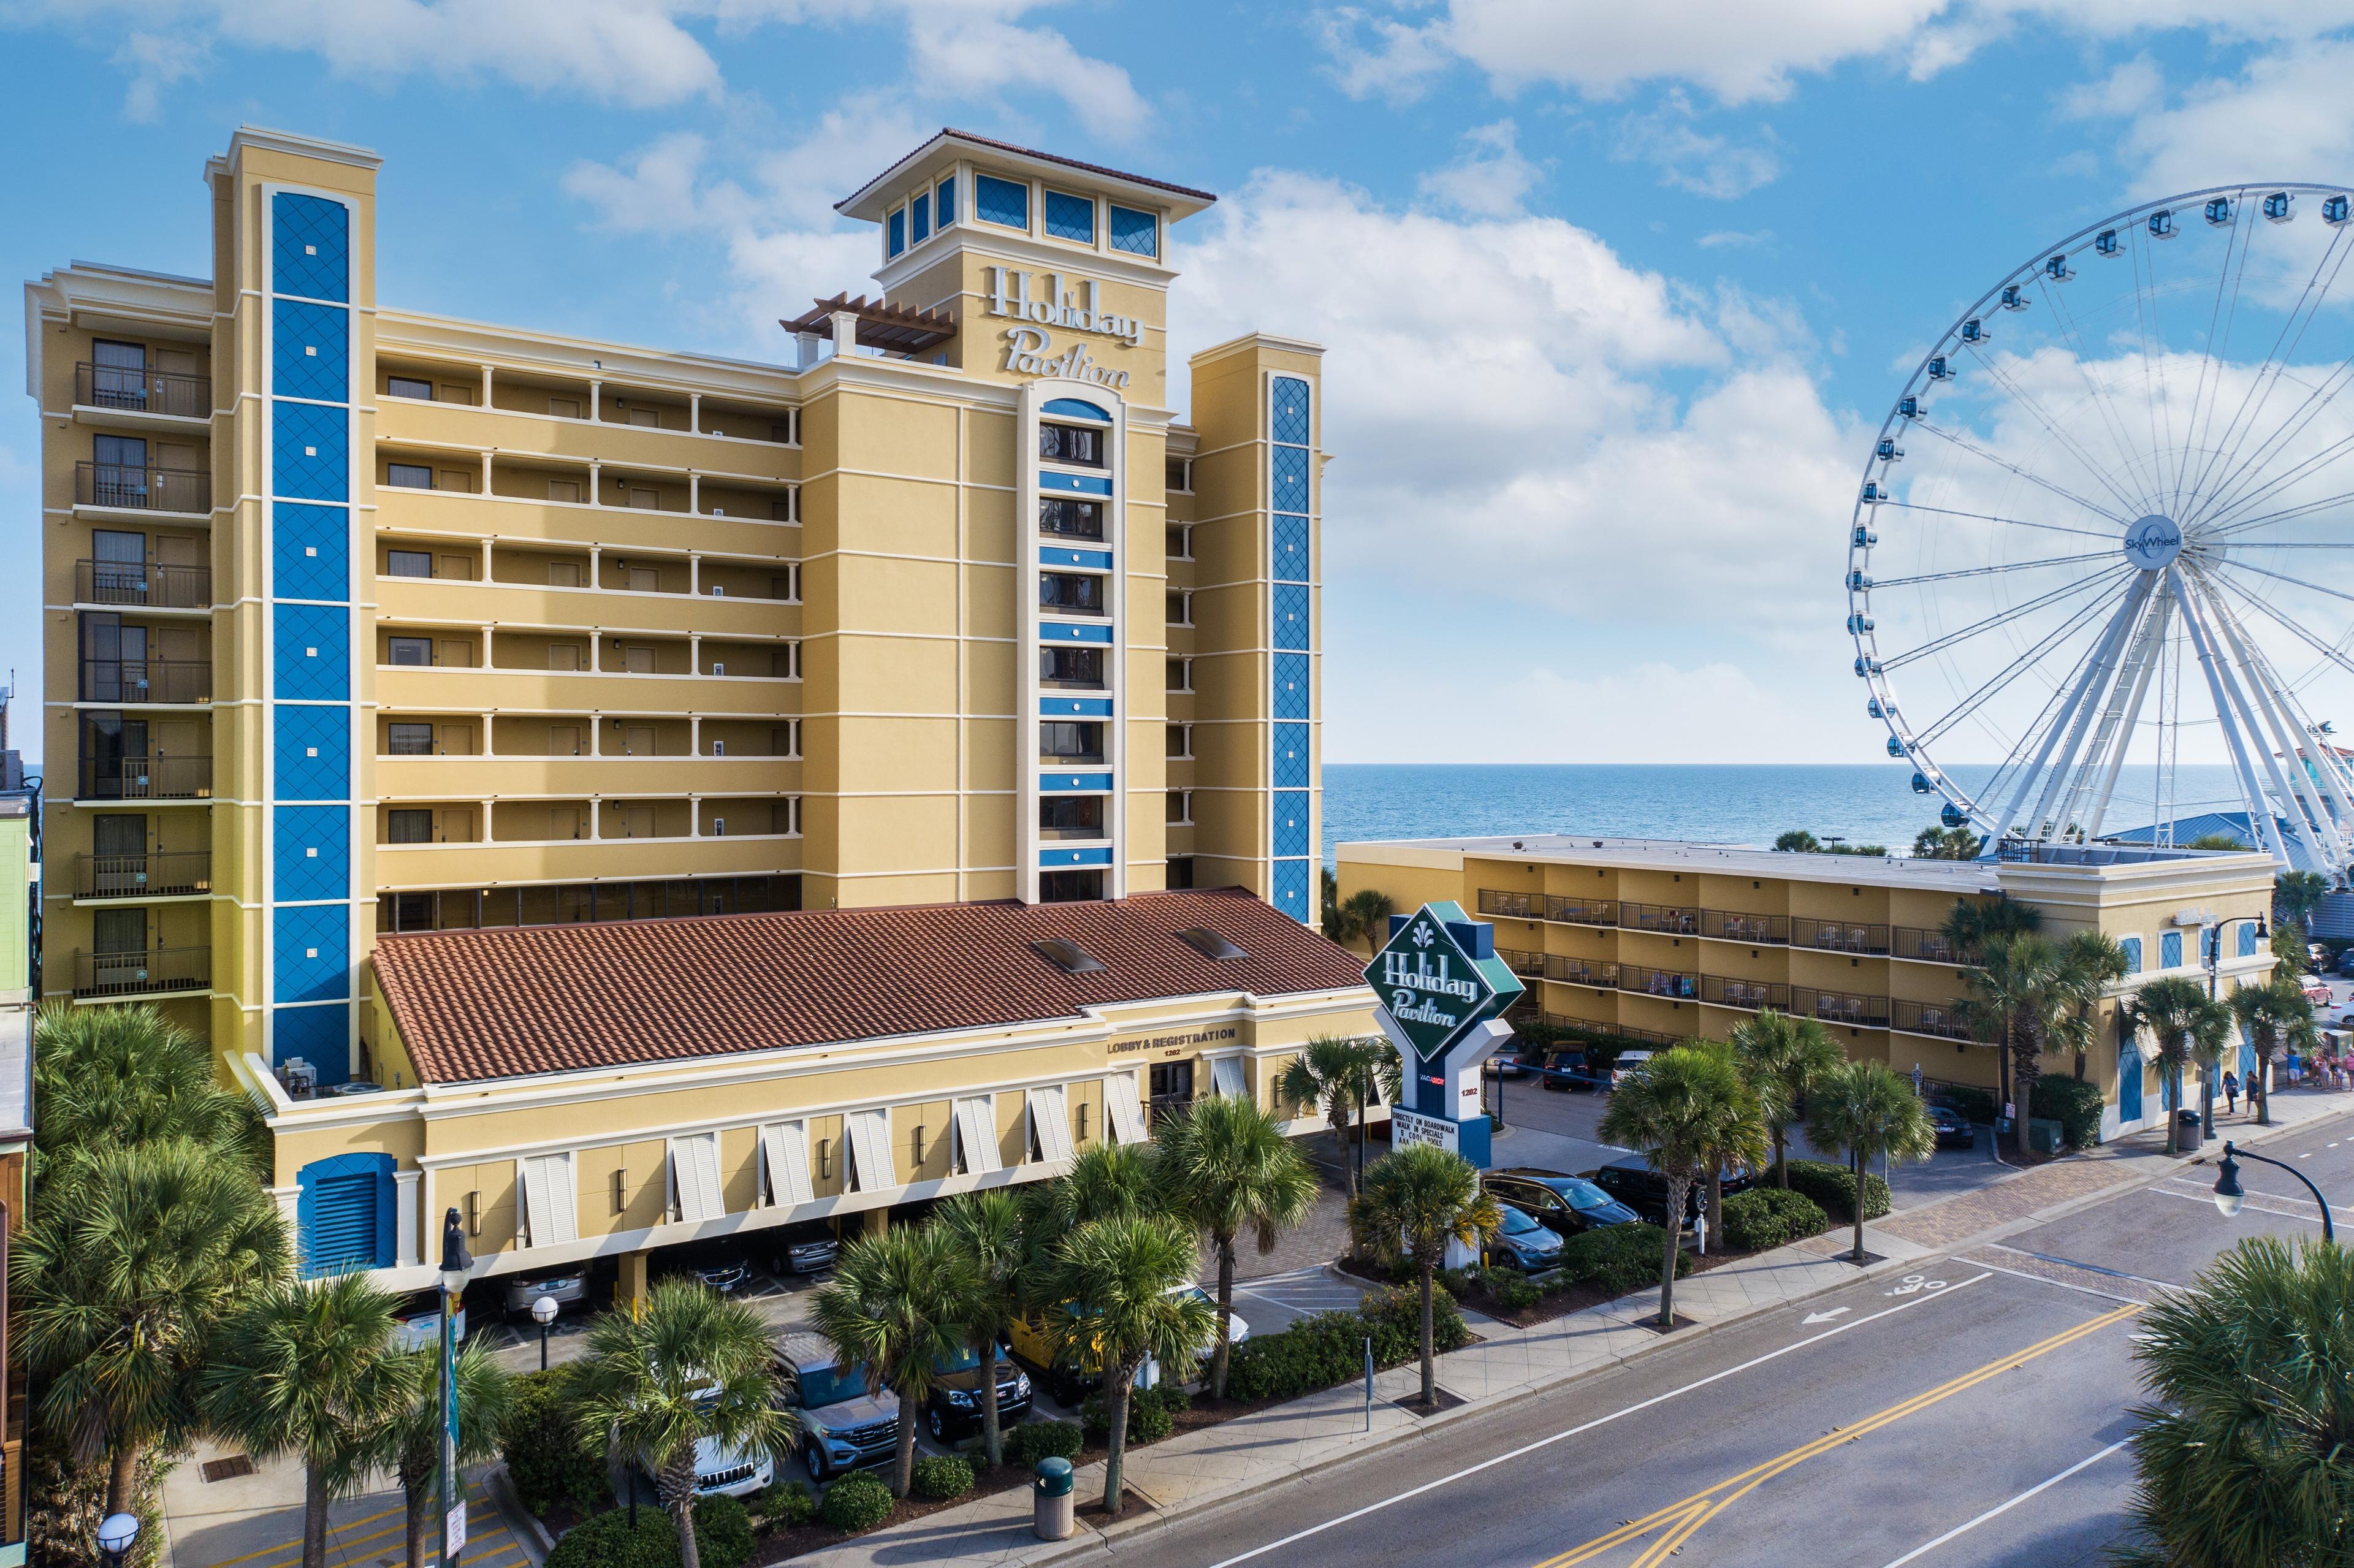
(105, 1436, 139, 1518)
(2165, 1068, 2180, 1155)
(403, 1475, 431, 1568)
(891, 1379, 918, 1498)
(1773, 1126, 1789, 1189)
(1211, 1236, 1236, 1401)
(1849, 1148, 1865, 1263)
(660, 1450, 702, 1568)
(302, 1462, 331, 1568)
(1658, 1179, 1685, 1327)
(2257, 1056, 2272, 1125)
(1330, 1105, 1355, 1198)
(1417, 1263, 1436, 1407)
(978, 1338, 1004, 1470)
(1102, 1371, 1133, 1519)
(1707, 1169, 1724, 1247)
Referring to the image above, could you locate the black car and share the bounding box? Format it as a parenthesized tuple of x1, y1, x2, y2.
(1926, 1101, 1976, 1149)
(923, 1344, 1034, 1442)
(1580, 1155, 1756, 1227)
(768, 1220, 840, 1276)
(1536, 1051, 1601, 1092)
(1484, 1169, 1641, 1238)
(660, 1239, 757, 1295)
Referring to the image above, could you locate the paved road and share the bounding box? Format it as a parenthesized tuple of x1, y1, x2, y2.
(1094, 1113, 2354, 1568)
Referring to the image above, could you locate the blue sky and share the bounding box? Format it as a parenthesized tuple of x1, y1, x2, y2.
(9, 0, 2354, 769)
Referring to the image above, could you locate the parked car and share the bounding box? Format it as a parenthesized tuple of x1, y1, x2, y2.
(1926, 1101, 1976, 1150)
(503, 1268, 588, 1319)
(1484, 1047, 1529, 1079)
(628, 1381, 774, 1501)
(1609, 1050, 1655, 1089)
(1580, 1155, 1755, 1227)
(1537, 1049, 1601, 1092)
(770, 1220, 841, 1276)
(922, 1342, 1033, 1442)
(1484, 1169, 1641, 1239)
(1484, 1203, 1567, 1272)
(660, 1240, 755, 1295)
(1008, 1283, 1248, 1407)
(775, 1330, 901, 1482)
(392, 1292, 465, 1353)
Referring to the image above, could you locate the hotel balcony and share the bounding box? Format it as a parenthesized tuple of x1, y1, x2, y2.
(76, 753, 213, 802)
(1700, 974, 1791, 1011)
(1795, 987, 1891, 1029)
(1495, 945, 1546, 978)
(1622, 902, 1699, 936)
(75, 558, 211, 611)
(75, 362, 211, 423)
(73, 945, 210, 1000)
(1794, 918, 1891, 956)
(1542, 956, 1620, 990)
(79, 658, 210, 706)
(1699, 909, 1790, 945)
(1889, 997, 1974, 1041)
(1546, 894, 1620, 927)
(75, 462, 211, 519)
(75, 850, 212, 901)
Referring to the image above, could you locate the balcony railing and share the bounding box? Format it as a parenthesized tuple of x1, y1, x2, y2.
(1889, 998, 1975, 1041)
(75, 462, 211, 516)
(1622, 902, 1699, 935)
(80, 660, 211, 704)
(1892, 926, 1964, 964)
(1794, 986, 1891, 1029)
(1700, 974, 1791, 1011)
(78, 754, 213, 801)
(1477, 889, 1542, 920)
(1542, 956, 1620, 989)
(77, 363, 211, 420)
(1544, 894, 1620, 927)
(75, 850, 212, 900)
(77, 559, 210, 610)
(1700, 908, 1790, 945)
(73, 945, 210, 999)
(1626, 966, 1700, 1001)
(1495, 945, 1546, 978)
(1537, 1013, 1683, 1046)
(1793, 918, 1891, 956)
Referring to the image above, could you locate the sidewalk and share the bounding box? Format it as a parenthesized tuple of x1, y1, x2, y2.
(793, 1087, 2354, 1568)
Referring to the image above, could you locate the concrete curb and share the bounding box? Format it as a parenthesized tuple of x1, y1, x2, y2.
(489, 1465, 555, 1564)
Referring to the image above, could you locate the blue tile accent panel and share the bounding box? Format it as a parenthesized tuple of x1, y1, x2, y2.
(272, 192, 349, 303)
(277, 1004, 353, 1090)
(1273, 583, 1312, 650)
(976, 173, 1029, 229)
(275, 903, 352, 1004)
(1274, 653, 1311, 720)
(1271, 859, 1312, 923)
(1043, 845, 1114, 869)
(1271, 445, 1311, 511)
(274, 703, 351, 801)
(1042, 771, 1114, 793)
(1272, 378, 1312, 445)
(1042, 697, 1115, 718)
(1043, 546, 1114, 570)
(272, 299, 350, 403)
(272, 402, 349, 501)
(275, 603, 351, 700)
(1273, 791, 1311, 858)
(1109, 204, 1158, 257)
(1273, 514, 1311, 582)
(1042, 620, 1115, 645)
(1041, 471, 1114, 497)
(1045, 189, 1096, 243)
(1044, 398, 1111, 422)
(1273, 725, 1311, 789)
(273, 805, 350, 902)
(273, 502, 350, 601)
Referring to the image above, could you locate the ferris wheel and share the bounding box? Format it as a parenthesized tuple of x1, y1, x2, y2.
(1850, 183, 2354, 881)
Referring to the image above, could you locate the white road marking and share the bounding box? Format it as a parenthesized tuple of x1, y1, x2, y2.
(1200, 1271, 1995, 1568)
(2147, 1185, 2324, 1224)
(1802, 1307, 1851, 1324)
(1876, 1439, 2131, 1567)
(1961, 1257, 2144, 1306)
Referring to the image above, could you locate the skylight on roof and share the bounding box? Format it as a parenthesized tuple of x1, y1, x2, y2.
(1030, 938, 1104, 975)
(1176, 926, 1246, 961)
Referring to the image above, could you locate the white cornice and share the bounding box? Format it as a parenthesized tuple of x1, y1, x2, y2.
(226, 125, 384, 172)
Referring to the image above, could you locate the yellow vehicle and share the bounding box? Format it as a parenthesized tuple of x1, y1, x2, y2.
(1007, 1285, 1249, 1407)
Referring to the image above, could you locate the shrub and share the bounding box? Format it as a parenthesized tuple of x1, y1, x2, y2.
(1936, 1084, 1998, 1127)
(1487, 1271, 1540, 1311)
(1222, 1285, 1471, 1402)
(543, 1498, 753, 1568)
(1005, 1420, 1084, 1467)
(1785, 1159, 1891, 1222)
(752, 1481, 815, 1532)
(820, 1474, 895, 1534)
(1720, 1188, 1829, 1253)
(502, 1367, 610, 1519)
(690, 1497, 755, 1568)
(1080, 1383, 1184, 1447)
(1563, 1223, 1691, 1298)
(2030, 1075, 2103, 1149)
(910, 1455, 974, 1502)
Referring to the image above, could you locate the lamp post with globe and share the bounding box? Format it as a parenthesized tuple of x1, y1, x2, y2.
(531, 1292, 558, 1372)
(2212, 1141, 2334, 1241)
(438, 1208, 474, 1568)
(97, 1512, 140, 1568)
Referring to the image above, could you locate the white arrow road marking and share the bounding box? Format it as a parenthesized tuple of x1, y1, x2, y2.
(1802, 1307, 1852, 1324)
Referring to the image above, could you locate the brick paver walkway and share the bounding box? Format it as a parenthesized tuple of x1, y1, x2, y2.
(1872, 1136, 2180, 1249)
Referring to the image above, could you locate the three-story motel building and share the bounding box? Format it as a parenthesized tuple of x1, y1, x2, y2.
(26, 126, 1374, 1292)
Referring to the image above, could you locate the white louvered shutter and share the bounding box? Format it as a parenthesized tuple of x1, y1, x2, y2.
(668, 1132, 723, 1222)
(1104, 1074, 1148, 1145)
(1210, 1057, 1247, 1099)
(761, 1121, 814, 1207)
(520, 1153, 577, 1247)
(954, 1096, 1003, 1174)
(844, 1108, 894, 1192)
(1027, 1086, 1075, 1164)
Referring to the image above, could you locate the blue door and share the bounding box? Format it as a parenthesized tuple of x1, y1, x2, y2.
(2119, 1038, 2144, 1123)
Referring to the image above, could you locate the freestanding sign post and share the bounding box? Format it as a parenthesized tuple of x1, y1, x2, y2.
(1363, 900, 1524, 1170)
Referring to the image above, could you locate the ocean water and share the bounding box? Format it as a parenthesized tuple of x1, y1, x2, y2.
(1321, 763, 2249, 864)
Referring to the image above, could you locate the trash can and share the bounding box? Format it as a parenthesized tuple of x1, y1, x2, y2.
(1033, 1457, 1075, 1540)
(2176, 1108, 2203, 1152)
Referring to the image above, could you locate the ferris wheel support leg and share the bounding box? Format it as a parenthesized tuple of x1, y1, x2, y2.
(2026, 578, 2150, 843)
(2200, 577, 2354, 872)
(2186, 576, 2338, 873)
(1986, 576, 2154, 848)
(2174, 569, 2307, 869)
(2076, 592, 2168, 842)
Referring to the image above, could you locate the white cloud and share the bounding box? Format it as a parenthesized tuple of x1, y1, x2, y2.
(563, 133, 725, 235)
(1414, 120, 1543, 217)
(2059, 53, 2164, 121)
(2099, 39, 2354, 197)
(1697, 228, 1773, 248)
(1610, 95, 1782, 198)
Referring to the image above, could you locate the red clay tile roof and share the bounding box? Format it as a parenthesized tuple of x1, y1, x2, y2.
(374, 890, 1369, 1086)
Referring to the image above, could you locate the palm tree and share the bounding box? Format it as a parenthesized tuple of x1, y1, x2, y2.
(13, 1138, 289, 1515)
(31, 1002, 264, 1183)
(1598, 1045, 1756, 1327)
(1156, 1095, 1320, 1400)
(2055, 931, 2130, 1082)
(1320, 866, 1343, 942)
(1804, 1061, 1937, 1263)
(1772, 830, 1821, 853)
(1339, 888, 1396, 956)
(1911, 824, 1984, 860)
(1041, 1216, 1213, 1520)
(1729, 1010, 1843, 1187)
(810, 1225, 968, 1498)
(1957, 931, 2091, 1158)
(1031, 1141, 1159, 1240)
(2131, 976, 2213, 1154)
(937, 1190, 1026, 1469)
(2187, 994, 2236, 1138)
(202, 1274, 422, 1568)
(573, 1278, 794, 1568)
(1276, 1035, 1381, 1197)
(1940, 894, 2041, 961)
(2275, 869, 2329, 938)
(2116, 1236, 2354, 1567)
(1684, 1040, 1772, 1244)
(1349, 1146, 1501, 1407)
(2231, 977, 2316, 1127)
(371, 1338, 514, 1568)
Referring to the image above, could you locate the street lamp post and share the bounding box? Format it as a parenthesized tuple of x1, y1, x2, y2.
(438, 1208, 474, 1568)
(97, 1512, 140, 1568)
(2211, 1140, 2334, 1241)
(532, 1292, 558, 1372)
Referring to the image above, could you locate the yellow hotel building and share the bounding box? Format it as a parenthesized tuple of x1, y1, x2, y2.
(1339, 834, 2281, 1141)
(26, 126, 1361, 1288)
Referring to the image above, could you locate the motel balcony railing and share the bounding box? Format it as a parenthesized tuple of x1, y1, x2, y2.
(1699, 908, 1791, 945)
(77, 558, 211, 610)
(1625, 966, 1700, 1002)
(1892, 926, 1965, 964)
(77, 753, 213, 801)
(80, 659, 211, 705)
(1542, 956, 1620, 990)
(77, 362, 212, 420)
(75, 850, 213, 900)
(1793, 918, 1892, 956)
(1477, 889, 1542, 920)
(1888, 998, 1976, 1041)
(1544, 894, 1620, 927)
(73, 945, 210, 999)
(1795, 986, 1892, 1029)
(75, 462, 212, 516)
(1495, 945, 1546, 978)
(1621, 902, 1700, 935)
(1539, 1012, 1683, 1046)
(1700, 973, 1792, 1011)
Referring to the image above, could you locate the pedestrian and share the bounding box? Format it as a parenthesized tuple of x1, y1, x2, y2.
(2223, 1070, 2239, 1114)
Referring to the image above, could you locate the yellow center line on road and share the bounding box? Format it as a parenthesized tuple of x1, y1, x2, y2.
(1531, 1301, 2142, 1568)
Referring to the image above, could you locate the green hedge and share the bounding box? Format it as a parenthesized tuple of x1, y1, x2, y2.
(1004, 1420, 1083, 1467)
(1561, 1223, 1691, 1298)
(1720, 1188, 1829, 1253)
(2029, 1075, 2103, 1149)
(1222, 1285, 1471, 1403)
(544, 1498, 753, 1568)
(750, 1481, 814, 1532)
(820, 1474, 894, 1534)
(1785, 1159, 1891, 1222)
(1935, 1084, 1998, 1126)
(1080, 1382, 1189, 1447)
(910, 1455, 974, 1502)
(501, 1368, 611, 1519)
